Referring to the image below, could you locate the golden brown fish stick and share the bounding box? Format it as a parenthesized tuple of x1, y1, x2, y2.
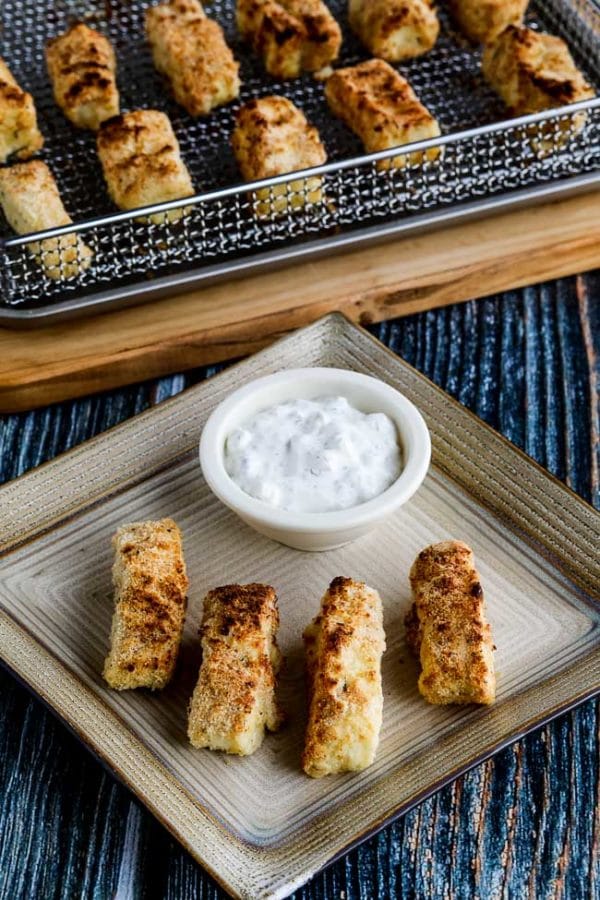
(349, 0, 439, 62)
(302, 577, 386, 778)
(448, 0, 529, 44)
(0, 58, 44, 163)
(405, 541, 496, 705)
(103, 519, 188, 691)
(46, 23, 119, 130)
(97, 109, 194, 224)
(237, 0, 341, 79)
(146, 0, 240, 116)
(232, 95, 327, 218)
(0, 161, 93, 280)
(325, 59, 442, 170)
(482, 25, 594, 151)
(187, 584, 283, 755)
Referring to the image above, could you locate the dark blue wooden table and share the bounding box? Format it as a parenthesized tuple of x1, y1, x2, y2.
(1, 273, 598, 899)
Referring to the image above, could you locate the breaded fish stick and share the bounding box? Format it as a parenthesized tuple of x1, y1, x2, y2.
(0, 161, 93, 280)
(349, 0, 439, 62)
(325, 59, 442, 170)
(46, 23, 119, 130)
(146, 0, 240, 116)
(482, 26, 594, 151)
(482, 25, 594, 117)
(0, 58, 44, 163)
(97, 109, 194, 224)
(302, 577, 386, 778)
(188, 584, 283, 755)
(103, 519, 188, 691)
(448, 0, 529, 45)
(405, 541, 496, 705)
(237, 0, 341, 79)
(232, 95, 327, 218)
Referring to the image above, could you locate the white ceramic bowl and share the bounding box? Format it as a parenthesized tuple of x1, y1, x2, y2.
(199, 367, 431, 551)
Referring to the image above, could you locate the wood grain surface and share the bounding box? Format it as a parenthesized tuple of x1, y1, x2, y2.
(0, 272, 598, 899)
(1, 192, 599, 413)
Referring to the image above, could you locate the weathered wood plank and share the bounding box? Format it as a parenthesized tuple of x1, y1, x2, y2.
(0, 276, 598, 900)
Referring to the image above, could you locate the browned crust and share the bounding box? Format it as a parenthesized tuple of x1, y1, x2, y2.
(231, 94, 326, 216)
(146, 0, 240, 116)
(0, 57, 44, 161)
(201, 582, 281, 640)
(349, 0, 439, 61)
(448, 0, 528, 44)
(482, 25, 594, 116)
(237, 0, 341, 78)
(96, 109, 194, 221)
(232, 94, 326, 180)
(325, 58, 441, 169)
(326, 59, 427, 128)
(405, 540, 496, 705)
(103, 518, 189, 691)
(46, 23, 119, 130)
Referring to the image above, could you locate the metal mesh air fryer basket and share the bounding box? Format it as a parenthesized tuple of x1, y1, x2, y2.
(0, 0, 598, 324)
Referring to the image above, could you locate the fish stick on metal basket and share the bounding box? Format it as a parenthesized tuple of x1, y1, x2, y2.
(482, 24, 594, 152)
(0, 161, 93, 280)
(405, 541, 496, 705)
(46, 23, 119, 130)
(232, 95, 327, 218)
(146, 0, 240, 116)
(96, 109, 195, 224)
(349, 0, 440, 62)
(0, 58, 44, 163)
(325, 59, 442, 170)
(448, 0, 529, 45)
(237, 0, 341, 79)
(103, 519, 189, 691)
(302, 577, 386, 778)
(187, 583, 284, 755)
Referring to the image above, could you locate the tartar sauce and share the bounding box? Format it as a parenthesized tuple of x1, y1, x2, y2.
(224, 396, 402, 513)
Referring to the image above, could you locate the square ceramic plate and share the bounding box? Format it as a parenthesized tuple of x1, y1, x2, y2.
(0, 314, 598, 900)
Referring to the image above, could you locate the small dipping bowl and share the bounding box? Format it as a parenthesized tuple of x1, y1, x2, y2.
(199, 367, 431, 551)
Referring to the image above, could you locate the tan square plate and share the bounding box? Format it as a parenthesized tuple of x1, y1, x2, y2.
(0, 314, 598, 899)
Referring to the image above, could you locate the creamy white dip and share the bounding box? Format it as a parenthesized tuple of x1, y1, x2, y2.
(224, 396, 402, 513)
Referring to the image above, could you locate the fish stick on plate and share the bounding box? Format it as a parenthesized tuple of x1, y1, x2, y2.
(237, 0, 342, 79)
(46, 23, 119, 130)
(103, 519, 189, 691)
(448, 0, 529, 44)
(0, 58, 44, 163)
(302, 577, 386, 778)
(96, 109, 195, 224)
(0, 161, 93, 280)
(232, 95, 327, 218)
(349, 0, 440, 62)
(187, 584, 284, 755)
(325, 59, 442, 170)
(146, 0, 240, 116)
(405, 540, 496, 705)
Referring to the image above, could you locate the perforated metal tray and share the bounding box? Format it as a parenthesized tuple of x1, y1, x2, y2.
(0, 0, 598, 325)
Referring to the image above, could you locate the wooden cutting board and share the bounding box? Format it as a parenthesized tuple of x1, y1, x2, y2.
(1, 191, 599, 413)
